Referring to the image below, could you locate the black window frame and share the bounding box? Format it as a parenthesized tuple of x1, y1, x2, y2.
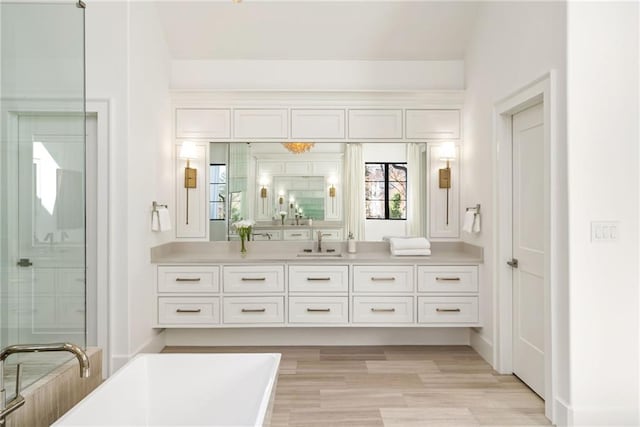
(365, 162, 407, 220)
(209, 163, 227, 221)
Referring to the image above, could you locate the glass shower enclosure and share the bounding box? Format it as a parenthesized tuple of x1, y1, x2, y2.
(0, 2, 87, 393)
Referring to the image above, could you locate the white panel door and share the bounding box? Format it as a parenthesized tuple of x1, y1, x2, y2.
(512, 102, 545, 398)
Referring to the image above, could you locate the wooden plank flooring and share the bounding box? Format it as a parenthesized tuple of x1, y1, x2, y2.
(162, 345, 550, 427)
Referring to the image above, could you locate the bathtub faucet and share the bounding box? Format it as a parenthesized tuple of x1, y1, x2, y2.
(0, 343, 90, 424)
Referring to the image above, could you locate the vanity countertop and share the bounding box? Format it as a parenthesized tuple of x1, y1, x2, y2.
(151, 241, 483, 265)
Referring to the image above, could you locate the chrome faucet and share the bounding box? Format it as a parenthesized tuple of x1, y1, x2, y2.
(0, 343, 90, 424)
(317, 230, 322, 253)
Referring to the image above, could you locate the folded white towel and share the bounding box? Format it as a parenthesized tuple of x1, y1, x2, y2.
(389, 237, 431, 251)
(391, 248, 432, 256)
(152, 207, 172, 232)
(462, 211, 475, 233)
(473, 213, 481, 233)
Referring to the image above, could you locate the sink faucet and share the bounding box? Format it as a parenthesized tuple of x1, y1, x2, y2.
(317, 230, 322, 253)
(0, 343, 90, 424)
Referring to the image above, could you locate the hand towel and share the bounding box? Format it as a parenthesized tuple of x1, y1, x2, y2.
(462, 211, 475, 233)
(389, 237, 431, 251)
(472, 213, 481, 233)
(391, 248, 432, 256)
(152, 207, 172, 232)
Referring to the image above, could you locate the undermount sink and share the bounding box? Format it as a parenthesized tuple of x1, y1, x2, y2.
(296, 252, 343, 258)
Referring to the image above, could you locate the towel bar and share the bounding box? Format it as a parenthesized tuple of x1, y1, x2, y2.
(466, 204, 481, 213)
(152, 201, 168, 212)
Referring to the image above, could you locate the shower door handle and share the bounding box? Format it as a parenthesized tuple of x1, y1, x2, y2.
(16, 258, 32, 267)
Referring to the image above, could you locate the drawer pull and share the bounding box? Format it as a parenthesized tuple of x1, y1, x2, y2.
(175, 278, 201, 282)
(241, 277, 266, 281)
(371, 308, 396, 313)
(290, 233, 303, 237)
(321, 233, 332, 236)
(435, 277, 461, 282)
(306, 308, 331, 312)
(176, 308, 201, 313)
(370, 277, 396, 281)
(306, 277, 331, 281)
(436, 308, 461, 313)
(241, 308, 266, 313)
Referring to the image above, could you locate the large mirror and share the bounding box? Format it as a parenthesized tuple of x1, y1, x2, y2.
(209, 142, 426, 242)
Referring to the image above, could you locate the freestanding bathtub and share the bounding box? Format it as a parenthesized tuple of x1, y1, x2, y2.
(53, 353, 281, 427)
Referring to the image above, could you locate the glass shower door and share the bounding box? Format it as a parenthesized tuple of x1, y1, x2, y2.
(0, 1, 86, 391)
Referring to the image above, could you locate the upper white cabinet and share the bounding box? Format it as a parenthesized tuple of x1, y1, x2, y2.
(234, 109, 288, 139)
(406, 109, 460, 140)
(291, 109, 345, 139)
(348, 109, 403, 139)
(175, 108, 231, 139)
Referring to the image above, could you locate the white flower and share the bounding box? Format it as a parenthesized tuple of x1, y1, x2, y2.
(232, 219, 255, 230)
(279, 211, 287, 217)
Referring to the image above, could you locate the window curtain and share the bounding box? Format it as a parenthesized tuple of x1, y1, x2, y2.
(345, 143, 365, 240)
(406, 142, 425, 237)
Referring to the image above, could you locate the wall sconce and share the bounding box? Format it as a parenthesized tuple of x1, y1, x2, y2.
(278, 191, 284, 207)
(259, 176, 269, 214)
(179, 141, 198, 225)
(328, 177, 337, 214)
(439, 142, 456, 225)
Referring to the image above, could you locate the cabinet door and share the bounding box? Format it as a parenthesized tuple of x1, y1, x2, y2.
(291, 109, 345, 139)
(234, 109, 288, 139)
(348, 109, 403, 139)
(175, 108, 231, 139)
(406, 110, 460, 140)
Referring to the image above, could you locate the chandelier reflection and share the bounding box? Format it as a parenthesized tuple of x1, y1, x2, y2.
(281, 142, 315, 154)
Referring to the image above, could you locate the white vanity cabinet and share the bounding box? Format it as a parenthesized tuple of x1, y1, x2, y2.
(154, 261, 480, 328)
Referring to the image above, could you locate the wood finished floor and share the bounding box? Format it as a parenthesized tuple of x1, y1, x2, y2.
(161, 345, 550, 427)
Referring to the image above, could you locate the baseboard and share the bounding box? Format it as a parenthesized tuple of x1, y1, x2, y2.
(134, 329, 167, 354)
(569, 405, 639, 426)
(109, 331, 166, 374)
(469, 329, 493, 365)
(165, 327, 471, 347)
(553, 397, 570, 426)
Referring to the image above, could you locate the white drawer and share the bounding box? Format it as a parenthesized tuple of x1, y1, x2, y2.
(289, 265, 348, 293)
(158, 297, 220, 325)
(352, 296, 414, 324)
(417, 266, 478, 293)
(418, 296, 478, 324)
(158, 266, 220, 293)
(283, 229, 311, 240)
(289, 297, 348, 324)
(317, 229, 342, 241)
(223, 265, 284, 293)
(223, 297, 284, 324)
(352, 265, 414, 293)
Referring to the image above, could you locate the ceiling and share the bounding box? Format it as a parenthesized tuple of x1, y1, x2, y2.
(155, 1, 481, 61)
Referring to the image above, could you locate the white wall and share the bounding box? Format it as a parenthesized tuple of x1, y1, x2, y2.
(362, 143, 407, 241)
(462, 0, 568, 416)
(127, 2, 173, 359)
(171, 60, 464, 91)
(567, 2, 639, 424)
(86, 1, 171, 372)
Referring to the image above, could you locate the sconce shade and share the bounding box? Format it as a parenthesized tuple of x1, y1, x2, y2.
(439, 142, 456, 161)
(179, 141, 198, 160)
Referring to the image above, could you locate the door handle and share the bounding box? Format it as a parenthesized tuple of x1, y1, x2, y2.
(507, 258, 519, 268)
(16, 258, 32, 267)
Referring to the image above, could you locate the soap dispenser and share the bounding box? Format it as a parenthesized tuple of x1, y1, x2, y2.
(347, 232, 356, 254)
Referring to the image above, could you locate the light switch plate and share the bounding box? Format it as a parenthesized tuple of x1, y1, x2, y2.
(591, 221, 619, 242)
